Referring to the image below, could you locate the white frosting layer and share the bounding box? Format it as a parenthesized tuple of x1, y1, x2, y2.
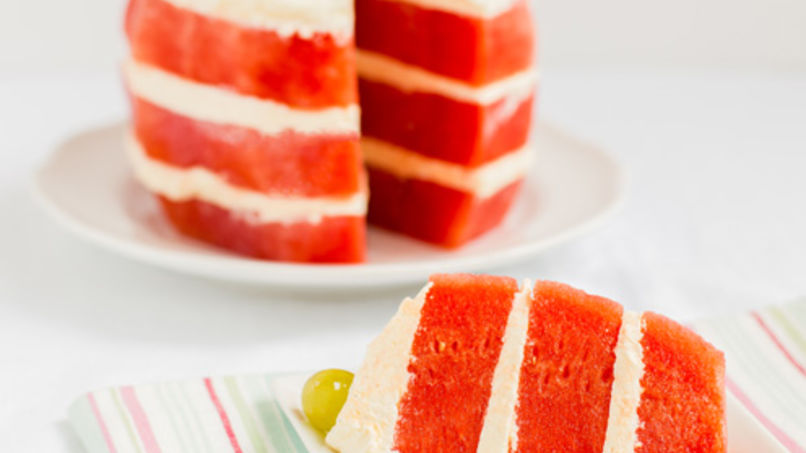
(327, 281, 655, 453)
(602, 311, 646, 453)
(124, 60, 360, 136)
(126, 135, 367, 224)
(393, 0, 521, 18)
(476, 283, 531, 453)
(357, 51, 538, 105)
(326, 283, 432, 453)
(160, 0, 354, 41)
(362, 138, 533, 198)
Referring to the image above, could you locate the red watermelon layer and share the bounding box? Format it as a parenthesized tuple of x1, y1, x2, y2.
(360, 79, 535, 166)
(515, 281, 624, 453)
(636, 312, 727, 452)
(126, 0, 357, 109)
(131, 97, 362, 197)
(157, 196, 365, 263)
(394, 274, 518, 452)
(367, 167, 523, 247)
(356, 0, 535, 84)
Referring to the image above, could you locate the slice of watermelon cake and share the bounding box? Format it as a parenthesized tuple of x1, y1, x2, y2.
(357, 0, 539, 247)
(327, 274, 726, 452)
(124, 0, 366, 262)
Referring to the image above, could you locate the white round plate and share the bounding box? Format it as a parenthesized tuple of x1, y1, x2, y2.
(33, 122, 625, 288)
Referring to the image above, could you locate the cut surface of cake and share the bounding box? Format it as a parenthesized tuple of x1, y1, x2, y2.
(124, 0, 366, 262)
(327, 275, 726, 452)
(124, 0, 540, 256)
(356, 0, 539, 247)
(515, 281, 624, 452)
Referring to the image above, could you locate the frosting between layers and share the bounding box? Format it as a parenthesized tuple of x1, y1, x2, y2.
(124, 60, 361, 136)
(362, 138, 533, 198)
(328, 283, 658, 453)
(357, 51, 538, 104)
(602, 311, 646, 453)
(126, 135, 367, 224)
(391, 0, 521, 18)
(159, 0, 354, 40)
(476, 283, 532, 453)
(326, 283, 432, 453)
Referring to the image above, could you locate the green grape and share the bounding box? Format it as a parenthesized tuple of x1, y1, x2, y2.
(302, 369, 354, 434)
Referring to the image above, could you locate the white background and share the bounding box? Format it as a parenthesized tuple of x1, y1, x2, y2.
(1, 0, 805, 452)
(1, 0, 805, 72)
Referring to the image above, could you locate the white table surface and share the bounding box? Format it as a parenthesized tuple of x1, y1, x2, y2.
(1, 67, 805, 451)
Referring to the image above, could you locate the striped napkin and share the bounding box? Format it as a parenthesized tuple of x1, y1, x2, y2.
(693, 299, 806, 452)
(68, 375, 320, 453)
(70, 300, 806, 453)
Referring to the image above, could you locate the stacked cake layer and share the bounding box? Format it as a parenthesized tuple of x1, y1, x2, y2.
(357, 0, 538, 247)
(328, 275, 727, 452)
(124, 0, 366, 262)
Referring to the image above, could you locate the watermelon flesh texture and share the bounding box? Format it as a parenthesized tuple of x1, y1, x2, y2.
(367, 167, 523, 247)
(359, 79, 535, 167)
(126, 0, 358, 108)
(636, 312, 727, 453)
(132, 97, 362, 197)
(514, 281, 624, 453)
(356, 0, 536, 84)
(158, 197, 366, 263)
(394, 274, 519, 452)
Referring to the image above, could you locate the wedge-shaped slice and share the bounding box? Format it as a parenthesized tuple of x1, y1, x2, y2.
(327, 275, 726, 452)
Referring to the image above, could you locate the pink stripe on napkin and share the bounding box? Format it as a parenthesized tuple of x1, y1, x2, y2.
(752, 312, 806, 377)
(120, 386, 163, 453)
(204, 377, 243, 453)
(727, 378, 805, 453)
(88, 394, 118, 453)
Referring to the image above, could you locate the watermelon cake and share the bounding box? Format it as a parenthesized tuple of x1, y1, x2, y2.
(358, 0, 538, 246)
(123, 0, 538, 259)
(123, 0, 366, 263)
(326, 274, 726, 452)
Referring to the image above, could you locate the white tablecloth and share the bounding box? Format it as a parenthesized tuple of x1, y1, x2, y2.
(1, 67, 805, 451)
